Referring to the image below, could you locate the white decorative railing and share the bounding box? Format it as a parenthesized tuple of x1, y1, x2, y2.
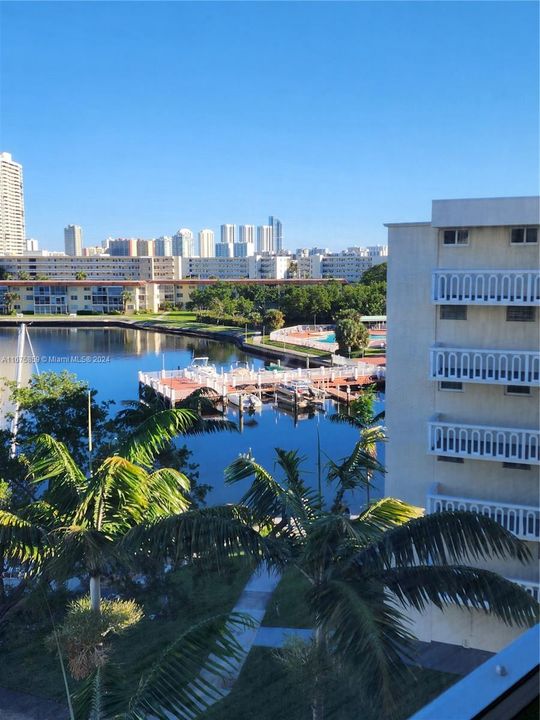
(432, 270, 540, 305)
(427, 489, 540, 541)
(428, 420, 540, 464)
(507, 578, 540, 602)
(430, 347, 540, 386)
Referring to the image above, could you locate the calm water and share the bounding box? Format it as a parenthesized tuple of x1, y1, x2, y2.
(0, 326, 384, 509)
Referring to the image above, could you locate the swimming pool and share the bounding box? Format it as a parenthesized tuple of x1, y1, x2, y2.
(320, 333, 336, 343)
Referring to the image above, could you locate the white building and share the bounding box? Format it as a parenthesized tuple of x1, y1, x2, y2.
(198, 229, 215, 258)
(26, 238, 39, 252)
(154, 236, 172, 257)
(172, 229, 194, 257)
(220, 224, 235, 244)
(385, 196, 540, 653)
(64, 225, 83, 256)
(0, 152, 25, 255)
(238, 224, 255, 245)
(257, 225, 273, 253)
(269, 216, 283, 252)
(180, 255, 254, 279)
(215, 241, 234, 258)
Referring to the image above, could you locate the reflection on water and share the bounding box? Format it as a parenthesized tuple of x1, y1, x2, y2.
(0, 327, 384, 510)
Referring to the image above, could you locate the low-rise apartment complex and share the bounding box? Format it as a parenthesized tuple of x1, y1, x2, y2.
(385, 196, 539, 652)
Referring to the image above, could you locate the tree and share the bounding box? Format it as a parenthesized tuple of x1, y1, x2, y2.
(361, 262, 387, 285)
(225, 447, 538, 719)
(2, 291, 19, 315)
(75, 272, 87, 280)
(17, 271, 30, 280)
(264, 308, 285, 331)
(334, 309, 369, 356)
(121, 290, 133, 313)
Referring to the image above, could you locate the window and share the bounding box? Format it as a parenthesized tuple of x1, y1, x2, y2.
(502, 462, 531, 470)
(506, 307, 535, 322)
(70, 295, 77, 300)
(439, 381, 463, 391)
(505, 385, 531, 396)
(511, 227, 538, 244)
(437, 456, 464, 463)
(440, 305, 467, 320)
(442, 229, 469, 245)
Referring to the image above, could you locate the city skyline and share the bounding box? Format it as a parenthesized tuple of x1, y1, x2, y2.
(1, 2, 538, 251)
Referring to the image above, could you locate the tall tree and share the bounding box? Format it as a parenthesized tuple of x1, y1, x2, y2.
(334, 309, 369, 356)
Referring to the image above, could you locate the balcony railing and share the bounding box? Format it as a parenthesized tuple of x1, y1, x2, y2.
(427, 489, 540, 541)
(432, 270, 540, 305)
(428, 420, 540, 464)
(430, 347, 540, 386)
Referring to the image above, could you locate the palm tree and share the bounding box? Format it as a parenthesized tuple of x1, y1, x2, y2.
(225, 447, 538, 719)
(121, 290, 133, 313)
(0, 405, 266, 616)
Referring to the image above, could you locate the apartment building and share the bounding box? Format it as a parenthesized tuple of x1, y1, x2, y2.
(0, 278, 344, 315)
(385, 196, 540, 652)
(64, 225, 83, 256)
(0, 152, 25, 255)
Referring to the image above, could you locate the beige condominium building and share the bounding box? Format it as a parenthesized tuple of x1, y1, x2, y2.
(0, 152, 25, 255)
(385, 196, 539, 653)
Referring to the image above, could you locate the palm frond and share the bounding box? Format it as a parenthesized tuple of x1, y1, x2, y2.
(27, 435, 87, 513)
(358, 510, 532, 570)
(374, 564, 539, 628)
(122, 505, 287, 570)
(0, 509, 48, 563)
(145, 468, 191, 518)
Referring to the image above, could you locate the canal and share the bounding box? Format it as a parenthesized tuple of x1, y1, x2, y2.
(0, 326, 384, 509)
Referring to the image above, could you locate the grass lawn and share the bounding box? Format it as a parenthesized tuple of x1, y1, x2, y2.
(0, 559, 251, 702)
(255, 338, 331, 357)
(207, 646, 457, 720)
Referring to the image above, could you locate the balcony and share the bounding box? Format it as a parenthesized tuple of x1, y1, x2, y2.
(427, 487, 540, 541)
(432, 270, 540, 305)
(428, 420, 540, 464)
(430, 347, 540, 387)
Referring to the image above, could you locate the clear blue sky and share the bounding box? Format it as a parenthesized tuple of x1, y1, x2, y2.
(1, 1, 538, 252)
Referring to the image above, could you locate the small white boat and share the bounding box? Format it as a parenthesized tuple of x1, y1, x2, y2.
(229, 360, 252, 377)
(229, 392, 263, 411)
(276, 380, 325, 408)
(187, 356, 217, 376)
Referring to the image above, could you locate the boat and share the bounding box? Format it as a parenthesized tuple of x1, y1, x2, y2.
(186, 356, 217, 376)
(276, 380, 326, 408)
(228, 392, 263, 411)
(229, 360, 252, 377)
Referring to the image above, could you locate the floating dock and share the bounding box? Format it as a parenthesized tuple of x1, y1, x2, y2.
(138, 362, 385, 408)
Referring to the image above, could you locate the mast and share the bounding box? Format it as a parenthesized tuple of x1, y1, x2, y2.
(9, 323, 27, 458)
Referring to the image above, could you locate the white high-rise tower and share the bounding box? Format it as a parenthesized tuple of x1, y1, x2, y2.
(198, 229, 215, 257)
(64, 225, 83, 256)
(257, 225, 273, 253)
(0, 152, 25, 255)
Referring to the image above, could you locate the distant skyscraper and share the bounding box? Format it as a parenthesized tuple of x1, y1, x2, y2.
(154, 236, 172, 257)
(269, 216, 283, 252)
(238, 224, 255, 245)
(198, 229, 215, 257)
(136, 238, 154, 256)
(0, 152, 25, 255)
(257, 225, 273, 253)
(26, 238, 39, 252)
(221, 224, 236, 244)
(64, 225, 83, 256)
(108, 238, 137, 256)
(215, 241, 234, 258)
(172, 228, 194, 257)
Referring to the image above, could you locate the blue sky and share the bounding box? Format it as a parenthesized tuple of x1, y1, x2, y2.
(1, 1, 538, 252)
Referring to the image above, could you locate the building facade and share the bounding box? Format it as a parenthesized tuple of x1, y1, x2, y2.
(172, 229, 194, 257)
(385, 196, 540, 652)
(154, 236, 172, 257)
(0, 152, 25, 255)
(64, 225, 83, 256)
(198, 229, 215, 258)
(220, 224, 235, 245)
(257, 225, 273, 253)
(108, 238, 138, 257)
(269, 216, 283, 252)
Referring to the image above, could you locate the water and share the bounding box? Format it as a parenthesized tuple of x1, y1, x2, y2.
(0, 326, 384, 509)
(320, 332, 336, 344)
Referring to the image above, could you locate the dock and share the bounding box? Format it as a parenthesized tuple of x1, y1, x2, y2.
(138, 362, 385, 408)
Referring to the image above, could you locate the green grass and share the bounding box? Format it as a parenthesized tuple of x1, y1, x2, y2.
(0, 559, 251, 702)
(255, 338, 331, 357)
(206, 646, 457, 720)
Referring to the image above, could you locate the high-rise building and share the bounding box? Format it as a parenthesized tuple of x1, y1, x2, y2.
(136, 239, 154, 257)
(64, 225, 83, 256)
(154, 236, 172, 257)
(238, 224, 255, 245)
(26, 238, 39, 252)
(233, 241, 255, 258)
(0, 152, 25, 255)
(385, 196, 540, 653)
(215, 241, 234, 258)
(108, 238, 138, 256)
(221, 224, 236, 245)
(172, 229, 194, 257)
(269, 216, 283, 252)
(198, 229, 215, 258)
(257, 225, 273, 253)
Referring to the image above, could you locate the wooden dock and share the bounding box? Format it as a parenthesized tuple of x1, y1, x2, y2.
(138, 362, 385, 408)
